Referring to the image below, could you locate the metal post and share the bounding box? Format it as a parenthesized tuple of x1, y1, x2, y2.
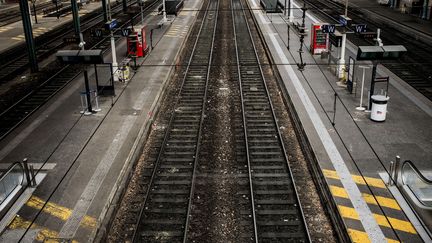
(140, 1, 144, 24)
(55, 0, 59, 19)
(22, 158, 31, 187)
(83, 70, 93, 114)
(102, 0, 108, 22)
(332, 93, 337, 126)
(289, 0, 293, 22)
(32, 1, 38, 24)
(107, 2, 118, 81)
(287, 23, 290, 50)
(19, 0, 38, 72)
(123, 0, 127, 12)
(163, 0, 167, 22)
(388, 161, 395, 186)
(368, 61, 378, 109)
(338, 0, 349, 80)
(394, 155, 401, 185)
(29, 165, 37, 187)
(71, 0, 84, 49)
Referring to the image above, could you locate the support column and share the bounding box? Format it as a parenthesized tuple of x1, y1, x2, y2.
(19, 0, 38, 72)
(102, 0, 108, 22)
(123, 0, 127, 12)
(71, 0, 81, 37)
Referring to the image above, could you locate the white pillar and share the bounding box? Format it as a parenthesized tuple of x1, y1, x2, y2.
(338, 33, 346, 80)
(289, 0, 293, 22)
(111, 33, 118, 81)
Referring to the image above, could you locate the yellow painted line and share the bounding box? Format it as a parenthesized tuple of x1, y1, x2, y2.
(330, 185, 401, 210)
(26, 196, 97, 229)
(347, 228, 399, 243)
(323, 169, 386, 189)
(8, 216, 80, 242)
(339, 205, 417, 234)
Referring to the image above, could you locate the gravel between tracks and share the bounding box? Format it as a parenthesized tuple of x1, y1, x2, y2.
(106, 0, 338, 241)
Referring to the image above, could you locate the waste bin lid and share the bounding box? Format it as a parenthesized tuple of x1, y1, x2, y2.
(371, 95, 389, 102)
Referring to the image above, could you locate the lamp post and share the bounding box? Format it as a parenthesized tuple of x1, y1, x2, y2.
(107, 1, 118, 81)
(338, 0, 349, 80)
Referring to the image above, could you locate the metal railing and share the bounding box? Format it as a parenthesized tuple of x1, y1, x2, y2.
(401, 160, 432, 207)
(0, 158, 37, 220)
(0, 162, 25, 205)
(388, 156, 432, 238)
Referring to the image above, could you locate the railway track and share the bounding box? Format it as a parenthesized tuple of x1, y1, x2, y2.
(232, 0, 309, 240)
(125, 0, 310, 241)
(0, 0, 134, 82)
(0, 1, 53, 27)
(130, 0, 218, 241)
(0, 0, 160, 141)
(302, 0, 432, 100)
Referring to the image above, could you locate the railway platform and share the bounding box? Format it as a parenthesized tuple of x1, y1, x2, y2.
(334, 0, 432, 45)
(0, 0, 201, 241)
(248, 0, 431, 242)
(0, 0, 103, 54)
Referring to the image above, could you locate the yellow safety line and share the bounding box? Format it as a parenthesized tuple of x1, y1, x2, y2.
(330, 185, 401, 210)
(339, 205, 417, 234)
(347, 228, 399, 243)
(323, 169, 386, 189)
(8, 216, 79, 242)
(26, 196, 97, 229)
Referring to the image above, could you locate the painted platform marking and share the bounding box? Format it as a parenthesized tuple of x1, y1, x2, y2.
(339, 205, 417, 234)
(324, 169, 386, 189)
(330, 185, 401, 210)
(347, 228, 399, 243)
(7, 216, 79, 243)
(25, 196, 96, 229)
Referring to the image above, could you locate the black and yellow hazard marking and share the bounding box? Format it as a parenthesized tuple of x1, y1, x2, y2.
(322, 168, 418, 242)
(6, 196, 97, 242)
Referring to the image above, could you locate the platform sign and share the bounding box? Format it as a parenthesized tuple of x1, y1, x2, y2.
(121, 28, 132, 37)
(339, 15, 352, 27)
(93, 28, 103, 37)
(310, 23, 329, 55)
(354, 24, 367, 33)
(105, 19, 118, 31)
(321, 24, 336, 34)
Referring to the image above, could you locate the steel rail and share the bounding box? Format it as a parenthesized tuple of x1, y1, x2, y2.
(234, 0, 311, 240)
(231, 0, 259, 241)
(130, 0, 216, 241)
(183, 0, 219, 241)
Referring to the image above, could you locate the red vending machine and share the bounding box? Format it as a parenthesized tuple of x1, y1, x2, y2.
(127, 25, 149, 57)
(310, 23, 328, 55)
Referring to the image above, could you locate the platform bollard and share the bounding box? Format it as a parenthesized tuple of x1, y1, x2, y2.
(388, 161, 395, 186)
(394, 155, 401, 185)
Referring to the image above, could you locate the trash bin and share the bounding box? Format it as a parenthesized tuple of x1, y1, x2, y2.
(370, 95, 389, 122)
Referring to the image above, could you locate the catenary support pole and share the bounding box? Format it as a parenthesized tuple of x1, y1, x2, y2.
(19, 0, 38, 72)
(102, 0, 108, 22)
(71, 0, 85, 49)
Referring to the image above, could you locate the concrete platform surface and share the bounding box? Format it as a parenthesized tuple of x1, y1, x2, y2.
(248, 0, 431, 242)
(0, 0, 201, 241)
